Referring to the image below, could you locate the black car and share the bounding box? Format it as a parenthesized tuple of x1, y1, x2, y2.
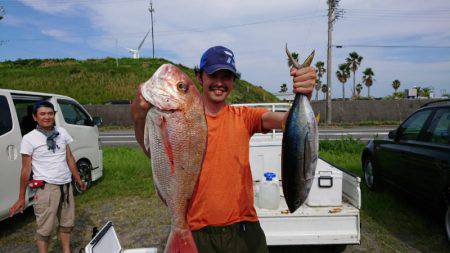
(361, 99, 450, 239)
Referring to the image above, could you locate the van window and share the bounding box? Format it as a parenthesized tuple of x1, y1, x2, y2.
(58, 99, 91, 126)
(13, 100, 38, 136)
(0, 96, 13, 136)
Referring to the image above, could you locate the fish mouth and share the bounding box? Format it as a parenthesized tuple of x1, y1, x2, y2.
(154, 107, 179, 114)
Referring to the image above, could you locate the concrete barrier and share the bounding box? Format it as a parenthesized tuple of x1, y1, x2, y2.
(84, 104, 133, 126)
(309, 99, 433, 123)
(84, 99, 439, 126)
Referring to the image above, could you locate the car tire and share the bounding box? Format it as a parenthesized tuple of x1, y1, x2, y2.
(363, 156, 382, 191)
(332, 244, 347, 252)
(445, 205, 450, 242)
(73, 160, 92, 195)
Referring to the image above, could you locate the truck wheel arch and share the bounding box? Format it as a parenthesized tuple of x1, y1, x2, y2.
(72, 158, 93, 195)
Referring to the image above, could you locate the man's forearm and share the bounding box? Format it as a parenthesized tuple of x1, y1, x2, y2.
(134, 119, 150, 158)
(18, 169, 29, 200)
(262, 111, 288, 130)
(131, 96, 151, 158)
(68, 156, 82, 182)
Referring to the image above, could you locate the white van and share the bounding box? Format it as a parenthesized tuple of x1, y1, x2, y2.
(0, 89, 103, 221)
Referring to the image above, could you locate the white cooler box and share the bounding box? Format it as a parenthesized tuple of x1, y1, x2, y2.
(306, 162, 343, 207)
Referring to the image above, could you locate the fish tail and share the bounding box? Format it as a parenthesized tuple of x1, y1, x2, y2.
(164, 228, 198, 253)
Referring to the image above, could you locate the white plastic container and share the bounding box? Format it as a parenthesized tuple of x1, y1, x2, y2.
(306, 165, 343, 207)
(258, 172, 280, 210)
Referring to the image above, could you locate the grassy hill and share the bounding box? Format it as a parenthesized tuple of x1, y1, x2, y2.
(0, 57, 278, 104)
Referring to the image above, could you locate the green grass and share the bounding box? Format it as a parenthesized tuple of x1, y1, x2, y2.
(76, 147, 154, 206)
(2, 143, 448, 252)
(319, 139, 448, 252)
(0, 58, 279, 105)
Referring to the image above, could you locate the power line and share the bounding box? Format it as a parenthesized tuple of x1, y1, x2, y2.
(4, 0, 147, 7)
(3, 12, 325, 42)
(334, 44, 450, 49)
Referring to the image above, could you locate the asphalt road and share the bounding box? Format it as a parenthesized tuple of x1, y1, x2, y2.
(100, 127, 393, 146)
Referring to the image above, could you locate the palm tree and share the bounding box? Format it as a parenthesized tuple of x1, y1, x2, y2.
(315, 61, 326, 101)
(279, 83, 288, 93)
(415, 86, 422, 97)
(321, 84, 328, 100)
(336, 63, 350, 100)
(362, 68, 375, 98)
(392, 79, 401, 93)
(346, 52, 363, 97)
(315, 61, 326, 82)
(356, 83, 363, 97)
(287, 52, 299, 68)
(315, 79, 322, 100)
(422, 87, 431, 98)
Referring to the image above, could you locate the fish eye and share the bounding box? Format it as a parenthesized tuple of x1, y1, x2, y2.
(177, 82, 189, 93)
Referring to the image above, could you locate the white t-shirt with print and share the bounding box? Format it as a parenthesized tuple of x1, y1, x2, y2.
(20, 126, 74, 185)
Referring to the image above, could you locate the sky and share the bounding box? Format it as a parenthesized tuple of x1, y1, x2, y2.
(1, 0, 449, 98)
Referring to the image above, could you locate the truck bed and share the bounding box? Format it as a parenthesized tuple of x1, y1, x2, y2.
(253, 157, 361, 246)
(256, 191, 360, 245)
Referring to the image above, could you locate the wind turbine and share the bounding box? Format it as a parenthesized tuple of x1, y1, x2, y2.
(127, 29, 151, 59)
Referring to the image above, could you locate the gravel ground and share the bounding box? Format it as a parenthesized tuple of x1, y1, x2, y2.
(2, 194, 444, 253)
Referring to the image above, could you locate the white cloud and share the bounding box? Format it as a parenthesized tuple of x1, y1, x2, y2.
(41, 28, 81, 43)
(10, 0, 450, 97)
(18, 0, 77, 14)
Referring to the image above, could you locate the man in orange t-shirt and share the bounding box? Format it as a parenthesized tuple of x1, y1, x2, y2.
(132, 46, 316, 252)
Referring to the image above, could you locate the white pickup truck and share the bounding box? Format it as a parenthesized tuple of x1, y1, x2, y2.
(85, 103, 361, 253)
(247, 103, 361, 249)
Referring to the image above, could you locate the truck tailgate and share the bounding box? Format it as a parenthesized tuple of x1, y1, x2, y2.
(257, 197, 360, 245)
(254, 159, 361, 246)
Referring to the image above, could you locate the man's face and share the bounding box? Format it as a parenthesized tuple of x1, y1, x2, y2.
(33, 107, 55, 129)
(198, 69, 235, 103)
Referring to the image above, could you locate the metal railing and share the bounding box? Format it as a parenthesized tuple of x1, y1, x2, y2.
(232, 103, 291, 141)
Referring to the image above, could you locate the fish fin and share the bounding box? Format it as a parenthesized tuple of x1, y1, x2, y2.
(160, 116, 175, 175)
(285, 44, 301, 69)
(300, 50, 315, 68)
(155, 185, 167, 206)
(315, 113, 320, 123)
(144, 114, 151, 152)
(165, 228, 198, 253)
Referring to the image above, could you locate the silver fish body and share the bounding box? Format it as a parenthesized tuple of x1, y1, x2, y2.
(282, 46, 319, 213)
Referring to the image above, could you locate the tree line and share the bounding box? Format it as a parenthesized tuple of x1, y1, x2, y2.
(279, 51, 424, 100)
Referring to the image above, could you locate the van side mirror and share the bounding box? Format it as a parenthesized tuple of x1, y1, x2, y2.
(388, 130, 396, 139)
(92, 116, 102, 126)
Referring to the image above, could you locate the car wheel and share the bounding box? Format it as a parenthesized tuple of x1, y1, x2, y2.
(363, 156, 381, 191)
(73, 160, 92, 195)
(332, 244, 347, 252)
(445, 205, 450, 242)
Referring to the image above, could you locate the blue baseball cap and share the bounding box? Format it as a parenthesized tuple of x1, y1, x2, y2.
(199, 46, 237, 76)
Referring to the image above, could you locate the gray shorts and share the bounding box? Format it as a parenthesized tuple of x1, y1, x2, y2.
(33, 183, 75, 242)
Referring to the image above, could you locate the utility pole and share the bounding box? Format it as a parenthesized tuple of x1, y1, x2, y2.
(115, 39, 119, 67)
(0, 6, 6, 46)
(0, 5, 5, 20)
(148, 0, 155, 58)
(326, 0, 343, 125)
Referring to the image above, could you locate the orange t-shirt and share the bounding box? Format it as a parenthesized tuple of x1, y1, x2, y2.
(187, 105, 269, 231)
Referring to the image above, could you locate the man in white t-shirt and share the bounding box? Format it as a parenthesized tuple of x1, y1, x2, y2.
(9, 101, 86, 253)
